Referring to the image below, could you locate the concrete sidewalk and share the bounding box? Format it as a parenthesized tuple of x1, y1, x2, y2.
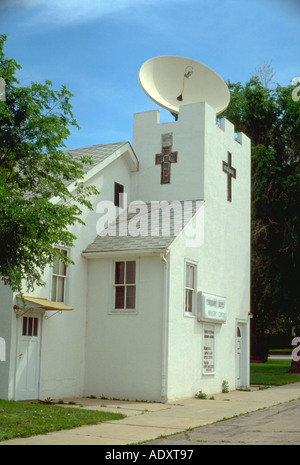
(1, 383, 300, 445)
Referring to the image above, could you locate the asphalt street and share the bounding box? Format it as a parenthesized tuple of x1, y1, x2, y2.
(146, 398, 300, 445)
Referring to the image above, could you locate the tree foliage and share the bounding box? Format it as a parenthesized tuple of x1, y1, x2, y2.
(220, 73, 300, 361)
(0, 35, 98, 294)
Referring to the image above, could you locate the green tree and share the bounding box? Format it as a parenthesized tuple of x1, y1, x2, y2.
(0, 35, 98, 295)
(220, 74, 300, 367)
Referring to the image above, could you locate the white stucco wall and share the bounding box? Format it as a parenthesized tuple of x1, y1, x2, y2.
(165, 104, 251, 400)
(132, 106, 205, 202)
(0, 282, 14, 399)
(38, 153, 135, 400)
(132, 103, 251, 400)
(166, 222, 243, 400)
(84, 255, 165, 402)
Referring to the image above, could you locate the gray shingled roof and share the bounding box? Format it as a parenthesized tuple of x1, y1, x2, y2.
(63, 142, 131, 185)
(84, 200, 203, 254)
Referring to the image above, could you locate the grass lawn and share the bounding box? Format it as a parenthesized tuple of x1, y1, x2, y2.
(0, 400, 125, 442)
(269, 349, 292, 355)
(250, 358, 300, 386)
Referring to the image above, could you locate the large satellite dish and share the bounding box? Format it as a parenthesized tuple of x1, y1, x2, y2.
(139, 56, 230, 118)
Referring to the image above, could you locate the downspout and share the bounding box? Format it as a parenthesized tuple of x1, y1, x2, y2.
(160, 250, 169, 402)
(247, 312, 253, 387)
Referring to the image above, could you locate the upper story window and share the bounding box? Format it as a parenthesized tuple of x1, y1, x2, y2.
(51, 247, 69, 303)
(114, 260, 136, 311)
(114, 182, 124, 208)
(185, 261, 197, 316)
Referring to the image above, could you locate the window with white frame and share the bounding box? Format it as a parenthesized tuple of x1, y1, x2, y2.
(51, 247, 68, 302)
(185, 261, 196, 315)
(114, 261, 136, 310)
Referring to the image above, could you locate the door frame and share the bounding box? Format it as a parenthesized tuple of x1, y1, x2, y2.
(235, 320, 248, 388)
(14, 312, 43, 401)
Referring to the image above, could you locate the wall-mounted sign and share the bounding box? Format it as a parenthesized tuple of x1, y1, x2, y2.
(203, 324, 215, 374)
(198, 292, 227, 323)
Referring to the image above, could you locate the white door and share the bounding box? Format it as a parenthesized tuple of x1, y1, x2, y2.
(236, 326, 242, 387)
(15, 314, 41, 400)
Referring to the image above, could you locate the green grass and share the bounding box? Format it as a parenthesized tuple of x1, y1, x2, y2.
(250, 359, 300, 386)
(269, 349, 292, 355)
(0, 400, 125, 442)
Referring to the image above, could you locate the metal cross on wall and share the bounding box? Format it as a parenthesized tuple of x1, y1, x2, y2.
(155, 133, 178, 184)
(222, 152, 236, 202)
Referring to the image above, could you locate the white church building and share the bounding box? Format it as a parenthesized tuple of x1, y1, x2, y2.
(0, 58, 251, 402)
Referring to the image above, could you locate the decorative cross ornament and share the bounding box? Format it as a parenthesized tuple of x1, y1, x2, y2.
(222, 152, 236, 202)
(155, 133, 177, 184)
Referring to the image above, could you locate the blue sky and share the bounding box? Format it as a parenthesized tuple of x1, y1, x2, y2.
(1, 0, 299, 149)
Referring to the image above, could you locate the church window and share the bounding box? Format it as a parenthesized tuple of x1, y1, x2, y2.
(185, 262, 196, 315)
(114, 182, 124, 208)
(114, 261, 136, 310)
(51, 247, 69, 303)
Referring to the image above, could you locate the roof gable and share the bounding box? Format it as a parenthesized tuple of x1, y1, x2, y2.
(65, 141, 138, 175)
(51, 141, 138, 203)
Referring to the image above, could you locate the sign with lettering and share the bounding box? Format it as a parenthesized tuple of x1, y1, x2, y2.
(203, 324, 215, 374)
(198, 292, 227, 323)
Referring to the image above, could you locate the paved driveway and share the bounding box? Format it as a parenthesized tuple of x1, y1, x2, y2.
(146, 399, 300, 445)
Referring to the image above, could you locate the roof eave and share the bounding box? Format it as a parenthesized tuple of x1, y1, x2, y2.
(82, 248, 168, 259)
(51, 142, 138, 205)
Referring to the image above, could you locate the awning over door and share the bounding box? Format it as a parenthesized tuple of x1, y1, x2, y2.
(16, 295, 73, 311)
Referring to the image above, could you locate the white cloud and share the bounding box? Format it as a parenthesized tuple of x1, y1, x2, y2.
(2, 0, 181, 25)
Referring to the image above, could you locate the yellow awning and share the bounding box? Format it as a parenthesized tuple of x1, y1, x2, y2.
(16, 295, 73, 311)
